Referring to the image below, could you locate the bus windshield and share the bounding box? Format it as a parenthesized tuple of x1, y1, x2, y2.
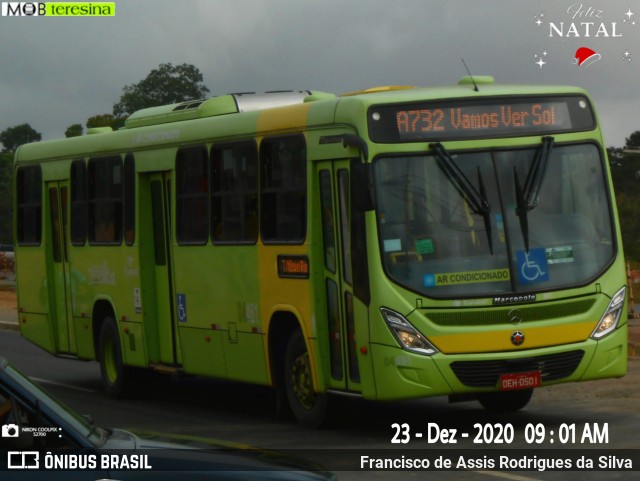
(374, 143, 615, 298)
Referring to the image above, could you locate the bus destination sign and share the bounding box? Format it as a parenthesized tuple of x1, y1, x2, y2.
(368, 95, 595, 142)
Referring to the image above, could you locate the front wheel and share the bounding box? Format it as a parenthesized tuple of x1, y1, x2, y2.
(284, 329, 327, 428)
(477, 389, 533, 412)
(97, 317, 132, 398)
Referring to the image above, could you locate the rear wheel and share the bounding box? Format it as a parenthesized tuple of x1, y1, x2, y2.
(477, 389, 533, 412)
(284, 329, 327, 428)
(97, 317, 131, 398)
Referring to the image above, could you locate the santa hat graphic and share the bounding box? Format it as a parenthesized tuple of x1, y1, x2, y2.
(573, 47, 601, 68)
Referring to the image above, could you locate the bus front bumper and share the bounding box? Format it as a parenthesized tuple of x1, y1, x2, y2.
(368, 322, 627, 401)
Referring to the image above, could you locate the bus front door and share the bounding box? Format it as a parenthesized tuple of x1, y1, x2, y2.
(46, 181, 76, 354)
(317, 161, 362, 393)
(142, 172, 182, 367)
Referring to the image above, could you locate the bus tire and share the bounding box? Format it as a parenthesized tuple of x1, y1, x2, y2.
(284, 329, 327, 428)
(477, 389, 533, 412)
(97, 317, 130, 399)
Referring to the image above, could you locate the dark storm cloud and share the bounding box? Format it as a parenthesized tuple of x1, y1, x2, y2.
(0, 0, 638, 146)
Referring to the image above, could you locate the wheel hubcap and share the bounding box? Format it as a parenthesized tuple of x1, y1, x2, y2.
(103, 338, 117, 384)
(291, 352, 316, 410)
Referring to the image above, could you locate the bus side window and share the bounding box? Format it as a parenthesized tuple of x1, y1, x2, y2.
(211, 141, 258, 244)
(176, 145, 209, 245)
(88, 156, 123, 245)
(123, 154, 136, 245)
(70, 159, 87, 246)
(260, 135, 306, 243)
(16, 165, 43, 246)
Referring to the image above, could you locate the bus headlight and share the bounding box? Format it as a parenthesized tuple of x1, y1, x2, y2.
(380, 307, 438, 356)
(591, 286, 626, 340)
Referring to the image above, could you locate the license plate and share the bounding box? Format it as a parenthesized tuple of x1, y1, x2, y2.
(499, 371, 541, 391)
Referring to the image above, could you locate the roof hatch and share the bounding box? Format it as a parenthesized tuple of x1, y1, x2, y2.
(458, 75, 495, 86)
(124, 90, 319, 129)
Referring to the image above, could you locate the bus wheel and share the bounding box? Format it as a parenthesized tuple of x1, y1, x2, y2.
(284, 329, 327, 428)
(477, 389, 533, 412)
(97, 317, 129, 398)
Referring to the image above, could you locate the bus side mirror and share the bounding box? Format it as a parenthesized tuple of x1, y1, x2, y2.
(352, 162, 375, 212)
(343, 135, 368, 161)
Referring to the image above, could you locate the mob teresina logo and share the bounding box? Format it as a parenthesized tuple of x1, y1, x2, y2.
(511, 330, 525, 346)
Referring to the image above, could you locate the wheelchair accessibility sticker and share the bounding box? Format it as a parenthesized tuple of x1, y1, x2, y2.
(177, 294, 187, 323)
(517, 248, 549, 284)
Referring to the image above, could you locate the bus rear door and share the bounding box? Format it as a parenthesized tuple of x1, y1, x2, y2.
(45, 180, 76, 354)
(140, 172, 182, 367)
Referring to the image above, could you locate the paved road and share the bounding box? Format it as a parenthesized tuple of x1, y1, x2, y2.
(1, 329, 639, 480)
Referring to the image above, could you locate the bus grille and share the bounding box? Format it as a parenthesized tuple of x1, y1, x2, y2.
(425, 299, 596, 327)
(449, 350, 585, 388)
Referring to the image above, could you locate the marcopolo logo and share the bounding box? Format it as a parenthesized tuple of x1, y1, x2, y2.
(1, 2, 115, 16)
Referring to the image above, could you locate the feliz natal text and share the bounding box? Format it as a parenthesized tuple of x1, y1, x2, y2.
(548, 3, 622, 38)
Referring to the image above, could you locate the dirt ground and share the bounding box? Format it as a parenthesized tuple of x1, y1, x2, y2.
(0, 288, 15, 306)
(0, 288, 17, 315)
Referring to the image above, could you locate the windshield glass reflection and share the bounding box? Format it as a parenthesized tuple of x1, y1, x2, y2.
(374, 144, 614, 298)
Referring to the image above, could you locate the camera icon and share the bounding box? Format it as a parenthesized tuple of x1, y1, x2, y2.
(2, 424, 19, 438)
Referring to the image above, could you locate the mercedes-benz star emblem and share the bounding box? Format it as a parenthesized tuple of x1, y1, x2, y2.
(508, 309, 523, 325)
(511, 331, 525, 346)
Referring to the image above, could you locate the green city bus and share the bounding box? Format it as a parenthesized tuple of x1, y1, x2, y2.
(14, 77, 627, 426)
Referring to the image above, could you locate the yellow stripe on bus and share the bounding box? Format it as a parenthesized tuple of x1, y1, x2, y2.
(257, 103, 311, 132)
(429, 321, 595, 354)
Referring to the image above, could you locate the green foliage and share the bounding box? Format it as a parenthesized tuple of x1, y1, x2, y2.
(610, 150, 640, 262)
(0, 123, 42, 153)
(86, 113, 125, 131)
(65, 123, 83, 138)
(87, 113, 114, 128)
(112, 63, 210, 117)
(0, 62, 211, 242)
(626, 131, 640, 149)
(66, 63, 210, 134)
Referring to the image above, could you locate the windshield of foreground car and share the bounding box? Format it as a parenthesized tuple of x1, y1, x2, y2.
(373, 143, 614, 298)
(5, 364, 107, 447)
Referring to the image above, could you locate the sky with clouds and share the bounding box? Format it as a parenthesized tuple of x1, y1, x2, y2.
(1, 0, 639, 148)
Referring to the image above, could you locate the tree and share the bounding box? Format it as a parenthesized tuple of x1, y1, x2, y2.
(610, 148, 640, 262)
(626, 131, 640, 149)
(64, 114, 125, 137)
(0, 123, 42, 152)
(113, 63, 210, 117)
(65, 124, 83, 138)
(87, 114, 115, 129)
(86, 113, 124, 131)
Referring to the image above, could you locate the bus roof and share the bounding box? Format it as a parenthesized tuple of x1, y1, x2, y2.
(14, 79, 591, 165)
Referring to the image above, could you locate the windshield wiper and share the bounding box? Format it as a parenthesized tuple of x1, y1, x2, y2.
(430, 142, 493, 254)
(513, 136, 555, 252)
